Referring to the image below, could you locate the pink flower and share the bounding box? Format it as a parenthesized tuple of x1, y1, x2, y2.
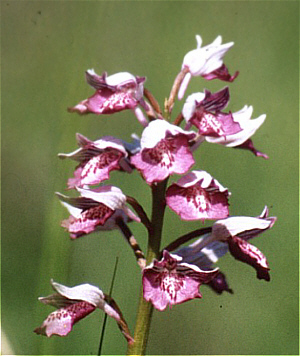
(34, 280, 133, 344)
(57, 186, 140, 239)
(182, 87, 242, 138)
(166, 170, 230, 221)
(142, 250, 218, 311)
(203, 105, 268, 158)
(68, 70, 148, 126)
(58, 133, 133, 189)
(211, 206, 277, 280)
(130, 119, 196, 184)
(178, 35, 238, 100)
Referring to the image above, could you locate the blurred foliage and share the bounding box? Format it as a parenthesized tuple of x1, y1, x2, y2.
(2, 1, 299, 355)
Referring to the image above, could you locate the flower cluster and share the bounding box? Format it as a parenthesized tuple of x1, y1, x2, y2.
(35, 35, 276, 350)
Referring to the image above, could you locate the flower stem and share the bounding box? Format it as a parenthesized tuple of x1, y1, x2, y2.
(126, 179, 168, 356)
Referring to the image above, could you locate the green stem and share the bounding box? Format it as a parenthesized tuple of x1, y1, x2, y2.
(126, 179, 168, 356)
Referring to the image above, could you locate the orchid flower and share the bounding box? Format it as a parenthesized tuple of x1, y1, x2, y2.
(58, 133, 133, 189)
(211, 206, 276, 280)
(178, 35, 238, 99)
(182, 87, 242, 138)
(204, 105, 268, 158)
(175, 206, 276, 282)
(166, 170, 230, 221)
(142, 250, 219, 311)
(57, 186, 140, 238)
(68, 70, 149, 126)
(34, 280, 133, 344)
(130, 119, 196, 184)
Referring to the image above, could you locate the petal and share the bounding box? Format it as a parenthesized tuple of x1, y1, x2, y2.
(121, 134, 141, 156)
(133, 106, 149, 127)
(235, 138, 269, 159)
(67, 167, 84, 190)
(178, 72, 192, 100)
(202, 64, 239, 82)
(77, 186, 140, 222)
(166, 171, 230, 221)
(61, 204, 115, 238)
(85, 70, 139, 91)
(201, 87, 230, 112)
(205, 111, 266, 148)
(76, 186, 126, 210)
(192, 112, 242, 138)
(51, 281, 105, 307)
(80, 149, 125, 186)
(139, 119, 196, 149)
(131, 135, 195, 184)
(105, 72, 138, 88)
(227, 236, 270, 281)
(69, 90, 138, 115)
(175, 236, 228, 269)
(34, 301, 96, 337)
(212, 210, 276, 241)
(182, 92, 206, 122)
(207, 271, 233, 294)
(85, 70, 114, 90)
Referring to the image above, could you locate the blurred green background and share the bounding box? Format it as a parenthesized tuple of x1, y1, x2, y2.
(2, 1, 299, 355)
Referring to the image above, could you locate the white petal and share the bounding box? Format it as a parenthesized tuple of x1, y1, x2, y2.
(232, 105, 253, 126)
(51, 280, 105, 308)
(133, 107, 148, 127)
(212, 216, 273, 238)
(106, 72, 136, 87)
(178, 72, 192, 100)
(76, 186, 126, 210)
(195, 34, 202, 48)
(140, 119, 195, 148)
(175, 170, 228, 192)
(59, 201, 83, 219)
(182, 92, 205, 122)
(206, 114, 266, 147)
(93, 136, 127, 154)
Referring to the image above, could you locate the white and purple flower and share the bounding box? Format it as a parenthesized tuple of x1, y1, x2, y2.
(58, 133, 133, 189)
(68, 70, 148, 126)
(142, 250, 219, 311)
(57, 186, 140, 238)
(183, 87, 242, 138)
(34, 280, 133, 344)
(211, 206, 276, 280)
(204, 105, 268, 158)
(178, 35, 238, 99)
(166, 170, 230, 221)
(131, 120, 196, 185)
